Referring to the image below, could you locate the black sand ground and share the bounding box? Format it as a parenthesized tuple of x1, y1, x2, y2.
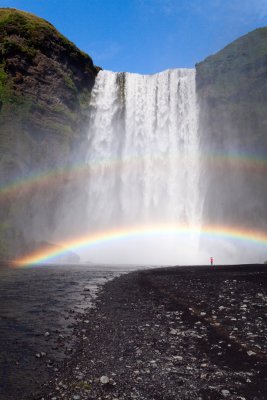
(35, 265, 267, 399)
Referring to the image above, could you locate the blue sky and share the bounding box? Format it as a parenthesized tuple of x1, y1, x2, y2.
(1, 0, 267, 73)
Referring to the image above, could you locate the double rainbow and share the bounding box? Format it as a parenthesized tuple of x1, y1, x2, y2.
(3, 150, 267, 267)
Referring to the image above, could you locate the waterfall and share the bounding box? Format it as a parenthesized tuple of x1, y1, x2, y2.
(86, 69, 201, 264)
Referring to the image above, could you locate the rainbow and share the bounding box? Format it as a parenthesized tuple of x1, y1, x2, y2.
(13, 224, 267, 268)
(1, 151, 267, 201)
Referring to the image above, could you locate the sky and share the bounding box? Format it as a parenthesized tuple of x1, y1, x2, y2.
(1, 0, 267, 73)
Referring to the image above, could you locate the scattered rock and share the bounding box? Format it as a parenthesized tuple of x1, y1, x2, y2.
(100, 375, 110, 384)
(38, 266, 267, 400)
(247, 350, 256, 356)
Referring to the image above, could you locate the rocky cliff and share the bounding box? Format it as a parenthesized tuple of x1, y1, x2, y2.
(196, 28, 267, 230)
(0, 8, 98, 259)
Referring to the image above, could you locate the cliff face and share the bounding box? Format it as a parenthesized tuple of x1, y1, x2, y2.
(0, 9, 98, 259)
(196, 28, 267, 230)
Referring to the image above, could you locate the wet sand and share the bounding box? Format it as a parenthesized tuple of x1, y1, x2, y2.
(37, 264, 267, 400)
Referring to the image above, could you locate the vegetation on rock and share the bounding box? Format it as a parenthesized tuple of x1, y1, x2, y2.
(0, 8, 98, 260)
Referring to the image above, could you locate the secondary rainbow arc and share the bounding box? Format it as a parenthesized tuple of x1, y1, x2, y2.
(1, 151, 267, 201)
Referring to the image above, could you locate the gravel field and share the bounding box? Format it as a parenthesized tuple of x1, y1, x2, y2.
(37, 264, 267, 400)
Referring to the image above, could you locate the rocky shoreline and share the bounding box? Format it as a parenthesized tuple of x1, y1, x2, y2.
(36, 264, 267, 400)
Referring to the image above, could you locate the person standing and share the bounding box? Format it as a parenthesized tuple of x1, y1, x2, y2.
(210, 256, 214, 268)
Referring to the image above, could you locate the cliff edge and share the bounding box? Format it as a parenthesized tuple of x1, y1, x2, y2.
(196, 28, 267, 230)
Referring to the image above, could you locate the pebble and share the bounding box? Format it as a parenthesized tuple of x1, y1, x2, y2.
(173, 356, 183, 361)
(100, 375, 110, 384)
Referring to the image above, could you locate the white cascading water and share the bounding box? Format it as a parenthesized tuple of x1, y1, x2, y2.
(85, 69, 201, 264)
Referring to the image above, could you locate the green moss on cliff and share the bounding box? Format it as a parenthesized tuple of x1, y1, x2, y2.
(0, 65, 7, 104)
(0, 223, 9, 258)
(63, 73, 78, 93)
